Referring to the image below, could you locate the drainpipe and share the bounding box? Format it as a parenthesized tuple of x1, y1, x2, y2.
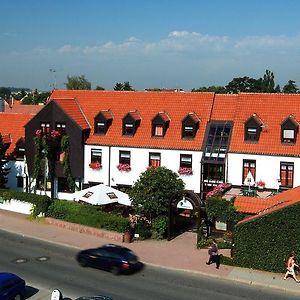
(108, 146, 111, 187)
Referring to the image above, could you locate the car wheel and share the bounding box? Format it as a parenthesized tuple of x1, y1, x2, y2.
(110, 266, 120, 275)
(78, 257, 87, 267)
(14, 294, 22, 300)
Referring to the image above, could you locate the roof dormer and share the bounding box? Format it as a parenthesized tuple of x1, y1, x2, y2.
(122, 111, 141, 136)
(281, 115, 299, 144)
(182, 112, 200, 139)
(94, 110, 113, 135)
(152, 112, 170, 137)
(244, 114, 263, 142)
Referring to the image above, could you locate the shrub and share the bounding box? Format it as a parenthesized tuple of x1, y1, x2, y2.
(46, 200, 130, 233)
(151, 215, 168, 240)
(135, 220, 152, 240)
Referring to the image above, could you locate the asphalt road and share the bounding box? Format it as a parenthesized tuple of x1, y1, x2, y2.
(0, 229, 298, 300)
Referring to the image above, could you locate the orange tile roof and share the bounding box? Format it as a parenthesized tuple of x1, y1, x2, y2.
(238, 185, 300, 224)
(50, 90, 215, 150)
(4, 101, 43, 114)
(0, 113, 35, 155)
(210, 93, 238, 121)
(50, 97, 90, 129)
(230, 93, 300, 156)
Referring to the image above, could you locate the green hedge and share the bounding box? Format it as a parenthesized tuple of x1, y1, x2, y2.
(233, 202, 300, 272)
(0, 189, 52, 217)
(46, 200, 130, 233)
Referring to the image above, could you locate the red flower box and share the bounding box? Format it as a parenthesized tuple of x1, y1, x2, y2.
(117, 163, 131, 172)
(89, 161, 102, 170)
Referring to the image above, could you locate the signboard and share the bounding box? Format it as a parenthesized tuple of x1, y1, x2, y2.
(177, 198, 193, 209)
(215, 221, 227, 231)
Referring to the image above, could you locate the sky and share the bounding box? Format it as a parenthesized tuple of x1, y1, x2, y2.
(1, 0, 300, 91)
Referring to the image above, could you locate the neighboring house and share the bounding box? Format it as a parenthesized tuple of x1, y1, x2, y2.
(2, 90, 300, 201)
(0, 112, 42, 190)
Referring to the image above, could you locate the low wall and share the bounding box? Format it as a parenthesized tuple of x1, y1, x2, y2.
(45, 217, 126, 243)
(0, 198, 33, 215)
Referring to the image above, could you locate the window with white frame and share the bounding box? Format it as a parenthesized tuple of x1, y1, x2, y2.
(91, 149, 102, 164)
(119, 150, 131, 165)
(55, 123, 66, 134)
(149, 152, 161, 167)
(40, 122, 50, 134)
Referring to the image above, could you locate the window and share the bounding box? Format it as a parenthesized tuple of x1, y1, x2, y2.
(91, 149, 102, 164)
(244, 115, 261, 142)
(246, 128, 258, 141)
(281, 116, 298, 144)
(154, 125, 163, 137)
(243, 160, 256, 183)
(182, 113, 199, 139)
(95, 121, 106, 134)
(280, 162, 294, 187)
(55, 123, 66, 134)
(40, 122, 50, 134)
(16, 176, 23, 188)
(122, 112, 141, 136)
(180, 154, 192, 168)
(119, 150, 130, 165)
(124, 123, 134, 135)
(16, 147, 25, 160)
(149, 152, 161, 167)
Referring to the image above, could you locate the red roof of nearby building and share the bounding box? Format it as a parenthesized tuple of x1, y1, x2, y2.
(50, 90, 215, 150)
(4, 101, 43, 114)
(237, 185, 300, 224)
(0, 113, 35, 155)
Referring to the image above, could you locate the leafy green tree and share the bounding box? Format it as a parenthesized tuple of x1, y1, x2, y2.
(113, 81, 134, 91)
(0, 134, 10, 188)
(95, 85, 105, 90)
(261, 69, 275, 93)
(282, 80, 298, 93)
(191, 86, 227, 93)
(21, 92, 50, 105)
(114, 82, 124, 91)
(128, 167, 185, 218)
(0, 87, 11, 100)
(225, 76, 261, 93)
(65, 75, 91, 90)
(274, 84, 281, 93)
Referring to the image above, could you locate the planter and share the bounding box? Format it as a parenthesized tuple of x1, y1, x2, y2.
(123, 231, 132, 243)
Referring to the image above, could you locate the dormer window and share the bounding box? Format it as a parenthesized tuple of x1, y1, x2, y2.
(152, 112, 170, 137)
(182, 113, 200, 139)
(281, 115, 299, 144)
(245, 114, 262, 142)
(122, 111, 141, 136)
(94, 110, 113, 135)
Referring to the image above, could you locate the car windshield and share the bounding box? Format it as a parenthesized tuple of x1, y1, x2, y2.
(122, 250, 137, 261)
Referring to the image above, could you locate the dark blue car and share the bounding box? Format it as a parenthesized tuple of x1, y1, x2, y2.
(76, 244, 141, 275)
(0, 272, 26, 300)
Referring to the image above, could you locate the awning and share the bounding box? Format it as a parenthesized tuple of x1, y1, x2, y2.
(71, 184, 131, 206)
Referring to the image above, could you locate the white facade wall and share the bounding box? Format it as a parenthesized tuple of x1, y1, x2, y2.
(5, 160, 25, 191)
(227, 153, 300, 189)
(84, 145, 203, 193)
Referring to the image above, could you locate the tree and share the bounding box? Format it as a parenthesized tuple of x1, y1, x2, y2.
(226, 76, 259, 93)
(191, 86, 227, 93)
(65, 75, 91, 90)
(0, 87, 11, 100)
(95, 85, 105, 90)
(113, 81, 134, 91)
(128, 167, 185, 218)
(282, 80, 298, 94)
(261, 69, 275, 93)
(22, 91, 50, 105)
(0, 134, 10, 188)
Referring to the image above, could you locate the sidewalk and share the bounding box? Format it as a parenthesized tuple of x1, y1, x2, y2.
(0, 209, 299, 296)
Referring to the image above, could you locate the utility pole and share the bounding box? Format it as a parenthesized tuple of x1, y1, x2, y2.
(49, 68, 57, 89)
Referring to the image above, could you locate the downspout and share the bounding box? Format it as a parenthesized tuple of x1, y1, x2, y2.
(108, 145, 111, 187)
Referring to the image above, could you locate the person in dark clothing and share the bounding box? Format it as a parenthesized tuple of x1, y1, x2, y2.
(206, 239, 220, 269)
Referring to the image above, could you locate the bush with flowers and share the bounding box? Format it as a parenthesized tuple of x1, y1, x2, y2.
(89, 161, 102, 170)
(256, 180, 266, 188)
(117, 163, 131, 172)
(178, 167, 193, 175)
(206, 183, 227, 198)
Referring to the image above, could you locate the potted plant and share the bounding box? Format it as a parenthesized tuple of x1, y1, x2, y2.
(178, 167, 193, 175)
(117, 163, 131, 172)
(89, 161, 102, 170)
(256, 180, 266, 190)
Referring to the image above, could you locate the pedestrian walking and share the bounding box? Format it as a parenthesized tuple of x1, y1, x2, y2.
(206, 239, 220, 269)
(284, 253, 300, 282)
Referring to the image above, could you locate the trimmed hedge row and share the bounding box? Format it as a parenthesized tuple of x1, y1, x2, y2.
(0, 189, 52, 217)
(46, 200, 130, 233)
(0, 190, 130, 233)
(233, 202, 300, 272)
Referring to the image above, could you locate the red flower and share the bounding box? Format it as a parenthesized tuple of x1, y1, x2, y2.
(178, 167, 193, 175)
(117, 163, 131, 172)
(89, 161, 102, 170)
(50, 130, 61, 139)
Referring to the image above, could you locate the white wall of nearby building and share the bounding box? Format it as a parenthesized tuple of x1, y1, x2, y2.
(84, 145, 203, 193)
(5, 160, 25, 191)
(227, 153, 300, 189)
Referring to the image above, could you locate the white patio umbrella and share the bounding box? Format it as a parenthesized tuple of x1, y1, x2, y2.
(72, 184, 131, 206)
